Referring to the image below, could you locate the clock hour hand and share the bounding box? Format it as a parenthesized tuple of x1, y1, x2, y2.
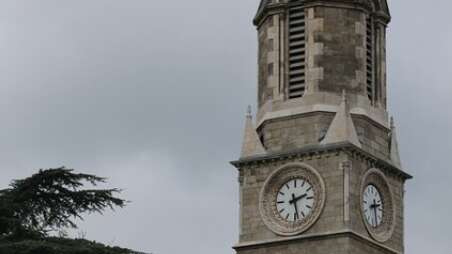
(289, 193, 307, 204)
(370, 202, 381, 209)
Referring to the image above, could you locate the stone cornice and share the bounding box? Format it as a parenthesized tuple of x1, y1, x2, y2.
(254, 0, 390, 27)
(230, 142, 412, 180)
(254, 3, 286, 27)
(233, 229, 401, 254)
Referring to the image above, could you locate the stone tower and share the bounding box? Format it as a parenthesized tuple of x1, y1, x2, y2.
(231, 1, 412, 254)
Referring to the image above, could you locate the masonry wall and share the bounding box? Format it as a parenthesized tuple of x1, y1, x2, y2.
(308, 6, 366, 96)
(259, 112, 334, 153)
(258, 16, 271, 107)
(237, 237, 350, 254)
(237, 150, 404, 254)
(258, 112, 391, 159)
(258, 14, 285, 107)
(238, 152, 348, 243)
(349, 236, 397, 254)
(237, 235, 397, 254)
(348, 156, 405, 253)
(354, 115, 390, 160)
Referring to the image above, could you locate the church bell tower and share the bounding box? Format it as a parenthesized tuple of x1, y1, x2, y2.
(232, 1, 412, 254)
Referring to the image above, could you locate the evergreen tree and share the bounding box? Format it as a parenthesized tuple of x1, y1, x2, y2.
(0, 167, 125, 239)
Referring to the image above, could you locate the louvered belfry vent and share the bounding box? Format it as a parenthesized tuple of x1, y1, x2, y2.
(366, 16, 374, 102)
(287, 6, 306, 99)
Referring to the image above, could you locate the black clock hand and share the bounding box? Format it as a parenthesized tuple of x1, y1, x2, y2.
(372, 200, 378, 227)
(289, 194, 307, 204)
(291, 194, 300, 220)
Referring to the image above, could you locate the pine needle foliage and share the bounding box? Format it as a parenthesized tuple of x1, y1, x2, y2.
(0, 167, 126, 238)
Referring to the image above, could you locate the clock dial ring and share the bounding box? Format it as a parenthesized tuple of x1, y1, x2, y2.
(360, 168, 395, 243)
(259, 163, 325, 236)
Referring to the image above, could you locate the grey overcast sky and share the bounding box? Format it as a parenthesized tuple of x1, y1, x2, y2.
(0, 0, 450, 253)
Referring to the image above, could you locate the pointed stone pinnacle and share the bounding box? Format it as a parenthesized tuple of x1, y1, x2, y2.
(321, 92, 362, 148)
(389, 117, 402, 168)
(240, 106, 266, 158)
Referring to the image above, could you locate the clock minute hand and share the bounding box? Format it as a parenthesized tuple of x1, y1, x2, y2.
(291, 194, 300, 220)
(372, 200, 378, 227)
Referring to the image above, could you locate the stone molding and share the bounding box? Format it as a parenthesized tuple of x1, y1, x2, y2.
(233, 229, 401, 254)
(254, 0, 390, 27)
(230, 142, 412, 181)
(341, 160, 352, 224)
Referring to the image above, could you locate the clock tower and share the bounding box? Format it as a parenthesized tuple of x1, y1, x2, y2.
(232, 1, 412, 254)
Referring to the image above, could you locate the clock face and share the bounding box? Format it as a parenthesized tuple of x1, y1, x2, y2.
(363, 184, 383, 227)
(259, 163, 325, 236)
(360, 169, 395, 243)
(276, 178, 315, 222)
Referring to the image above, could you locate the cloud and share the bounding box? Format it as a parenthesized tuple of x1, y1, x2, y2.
(0, 0, 450, 253)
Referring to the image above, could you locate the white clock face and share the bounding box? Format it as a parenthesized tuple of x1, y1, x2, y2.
(276, 178, 315, 222)
(363, 184, 383, 227)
